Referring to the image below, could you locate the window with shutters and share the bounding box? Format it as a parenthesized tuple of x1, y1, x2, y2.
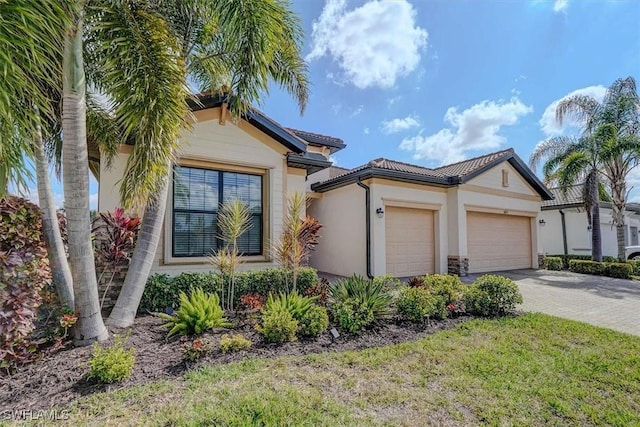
(172, 165, 263, 257)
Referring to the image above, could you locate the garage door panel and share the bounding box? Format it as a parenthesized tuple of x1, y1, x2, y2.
(385, 207, 434, 277)
(467, 211, 531, 273)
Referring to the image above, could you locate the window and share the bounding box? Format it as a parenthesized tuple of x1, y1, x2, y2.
(631, 226, 638, 246)
(172, 166, 263, 257)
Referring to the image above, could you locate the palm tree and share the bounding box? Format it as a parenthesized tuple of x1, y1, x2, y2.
(555, 77, 640, 260)
(107, 0, 310, 328)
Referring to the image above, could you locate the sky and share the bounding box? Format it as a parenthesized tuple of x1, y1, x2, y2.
(261, 0, 640, 198)
(19, 0, 640, 208)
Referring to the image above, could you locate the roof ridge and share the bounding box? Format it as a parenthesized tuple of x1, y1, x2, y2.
(285, 127, 344, 143)
(370, 157, 435, 171)
(434, 147, 514, 170)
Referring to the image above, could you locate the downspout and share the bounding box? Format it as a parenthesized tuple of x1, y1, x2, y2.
(356, 177, 374, 279)
(559, 210, 568, 256)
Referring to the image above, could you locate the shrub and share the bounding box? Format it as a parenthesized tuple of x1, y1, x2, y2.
(158, 288, 231, 337)
(297, 304, 329, 338)
(240, 293, 266, 311)
(543, 256, 563, 271)
(256, 306, 298, 343)
(304, 277, 330, 305)
(88, 335, 135, 384)
(182, 338, 212, 361)
(0, 197, 49, 368)
(549, 254, 617, 268)
(139, 274, 174, 313)
(605, 263, 633, 279)
(423, 274, 466, 307)
(372, 275, 403, 292)
(569, 260, 607, 276)
(464, 275, 523, 317)
(219, 334, 252, 353)
(172, 272, 222, 296)
(332, 298, 374, 333)
(407, 276, 425, 287)
(626, 260, 640, 275)
(397, 286, 446, 322)
(329, 275, 392, 323)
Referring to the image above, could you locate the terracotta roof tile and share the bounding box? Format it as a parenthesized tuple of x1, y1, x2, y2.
(431, 148, 514, 177)
(542, 185, 584, 208)
(285, 128, 345, 147)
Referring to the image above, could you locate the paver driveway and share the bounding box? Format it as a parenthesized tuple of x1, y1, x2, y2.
(463, 269, 639, 336)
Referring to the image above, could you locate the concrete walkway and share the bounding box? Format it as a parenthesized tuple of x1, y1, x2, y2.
(463, 269, 640, 336)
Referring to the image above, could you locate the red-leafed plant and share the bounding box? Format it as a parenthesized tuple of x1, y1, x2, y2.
(240, 293, 266, 311)
(92, 208, 141, 309)
(408, 276, 425, 288)
(304, 277, 330, 305)
(0, 196, 50, 369)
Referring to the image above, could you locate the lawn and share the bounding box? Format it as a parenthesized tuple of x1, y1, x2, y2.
(13, 313, 640, 426)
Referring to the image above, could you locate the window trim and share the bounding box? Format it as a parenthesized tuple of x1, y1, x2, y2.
(163, 161, 270, 265)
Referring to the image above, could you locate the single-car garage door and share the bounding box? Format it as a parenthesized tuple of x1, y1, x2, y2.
(386, 207, 435, 277)
(467, 211, 532, 273)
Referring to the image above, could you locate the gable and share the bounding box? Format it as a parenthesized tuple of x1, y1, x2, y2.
(465, 160, 539, 198)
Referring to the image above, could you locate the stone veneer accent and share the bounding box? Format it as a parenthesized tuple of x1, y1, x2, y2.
(448, 256, 469, 276)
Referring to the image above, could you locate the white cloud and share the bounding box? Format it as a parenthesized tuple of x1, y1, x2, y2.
(306, 0, 428, 89)
(553, 0, 568, 12)
(381, 115, 420, 134)
(400, 97, 533, 165)
(329, 155, 338, 165)
(331, 103, 342, 115)
(539, 85, 607, 137)
(350, 105, 364, 117)
(364, 127, 370, 135)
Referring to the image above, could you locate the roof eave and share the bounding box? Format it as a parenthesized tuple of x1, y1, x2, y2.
(287, 153, 333, 175)
(311, 168, 453, 192)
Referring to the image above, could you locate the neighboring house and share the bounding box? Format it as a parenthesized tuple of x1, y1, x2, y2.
(538, 185, 640, 258)
(98, 93, 344, 275)
(307, 149, 553, 277)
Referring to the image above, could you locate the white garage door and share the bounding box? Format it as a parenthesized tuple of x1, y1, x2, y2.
(467, 211, 532, 273)
(385, 207, 435, 277)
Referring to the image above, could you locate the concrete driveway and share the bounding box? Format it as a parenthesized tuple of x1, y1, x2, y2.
(463, 269, 640, 336)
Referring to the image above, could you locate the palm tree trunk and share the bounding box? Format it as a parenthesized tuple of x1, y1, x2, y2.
(611, 178, 627, 260)
(62, 17, 108, 345)
(33, 111, 74, 308)
(589, 177, 603, 262)
(107, 177, 169, 328)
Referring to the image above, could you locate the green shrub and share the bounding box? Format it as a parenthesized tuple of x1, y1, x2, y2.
(88, 335, 135, 384)
(332, 298, 374, 333)
(626, 260, 640, 275)
(549, 254, 617, 268)
(158, 288, 231, 337)
(297, 305, 329, 338)
(605, 263, 633, 279)
(423, 274, 466, 307)
(372, 275, 403, 292)
(543, 256, 563, 271)
(464, 275, 523, 317)
(329, 275, 392, 323)
(219, 334, 252, 353)
(139, 274, 174, 313)
(235, 268, 319, 297)
(256, 306, 298, 343)
(569, 260, 607, 276)
(182, 338, 212, 361)
(397, 286, 446, 322)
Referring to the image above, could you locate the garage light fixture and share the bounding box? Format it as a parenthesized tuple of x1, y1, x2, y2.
(376, 207, 384, 218)
(538, 219, 546, 226)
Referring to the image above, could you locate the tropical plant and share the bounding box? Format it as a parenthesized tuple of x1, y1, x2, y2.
(108, 0, 310, 328)
(182, 338, 212, 361)
(397, 286, 446, 323)
(332, 298, 374, 334)
(329, 275, 393, 322)
(209, 199, 252, 311)
(256, 306, 298, 343)
(219, 334, 252, 353)
(297, 304, 329, 338)
(88, 334, 135, 384)
(158, 288, 231, 337)
(273, 192, 306, 293)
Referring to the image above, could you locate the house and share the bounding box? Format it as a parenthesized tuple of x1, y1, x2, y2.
(98, 96, 554, 278)
(307, 149, 554, 277)
(538, 185, 640, 258)
(98, 93, 344, 275)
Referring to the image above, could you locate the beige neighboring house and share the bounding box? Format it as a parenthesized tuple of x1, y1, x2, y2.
(538, 185, 640, 258)
(98, 93, 344, 275)
(307, 149, 553, 277)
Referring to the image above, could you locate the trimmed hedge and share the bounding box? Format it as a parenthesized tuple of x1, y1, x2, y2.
(568, 260, 632, 279)
(543, 256, 563, 271)
(549, 254, 618, 269)
(140, 268, 319, 313)
(625, 260, 640, 275)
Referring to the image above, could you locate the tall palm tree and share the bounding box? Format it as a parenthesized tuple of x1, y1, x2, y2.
(555, 77, 640, 260)
(107, 0, 310, 328)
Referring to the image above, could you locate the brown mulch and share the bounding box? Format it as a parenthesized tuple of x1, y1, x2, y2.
(0, 314, 472, 412)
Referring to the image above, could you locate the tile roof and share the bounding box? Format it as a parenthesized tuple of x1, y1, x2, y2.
(431, 148, 514, 177)
(286, 128, 344, 146)
(541, 185, 584, 208)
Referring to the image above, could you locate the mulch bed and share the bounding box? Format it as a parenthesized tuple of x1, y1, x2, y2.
(0, 314, 472, 412)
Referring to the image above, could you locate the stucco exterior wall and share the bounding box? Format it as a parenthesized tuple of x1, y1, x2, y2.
(99, 150, 130, 213)
(466, 162, 538, 196)
(307, 184, 366, 277)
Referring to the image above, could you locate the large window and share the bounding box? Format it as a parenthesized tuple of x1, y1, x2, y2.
(172, 166, 263, 257)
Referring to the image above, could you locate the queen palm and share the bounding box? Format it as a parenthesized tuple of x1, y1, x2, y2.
(107, 0, 310, 328)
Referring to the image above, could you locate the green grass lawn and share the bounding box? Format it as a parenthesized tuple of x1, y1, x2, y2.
(20, 313, 640, 426)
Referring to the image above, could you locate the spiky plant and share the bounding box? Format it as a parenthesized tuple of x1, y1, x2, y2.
(158, 288, 231, 337)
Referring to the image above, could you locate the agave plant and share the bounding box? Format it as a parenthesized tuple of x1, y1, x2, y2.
(158, 288, 231, 337)
(329, 275, 393, 321)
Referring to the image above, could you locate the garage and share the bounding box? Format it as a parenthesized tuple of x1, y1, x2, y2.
(467, 211, 532, 273)
(385, 206, 435, 277)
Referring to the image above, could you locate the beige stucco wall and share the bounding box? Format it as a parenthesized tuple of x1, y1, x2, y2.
(99, 150, 130, 213)
(98, 107, 302, 276)
(466, 162, 538, 196)
(538, 207, 640, 258)
(307, 184, 367, 277)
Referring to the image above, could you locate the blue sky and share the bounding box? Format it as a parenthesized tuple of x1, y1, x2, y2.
(262, 0, 640, 196)
(20, 0, 640, 208)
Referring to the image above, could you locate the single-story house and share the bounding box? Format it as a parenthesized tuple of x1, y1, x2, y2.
(307, 149, 553, 277)
(97, 95, 554, 278)
(538, 185, 640, 258)
(98, 93, 344, 275)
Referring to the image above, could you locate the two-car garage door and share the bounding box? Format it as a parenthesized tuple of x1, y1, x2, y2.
(467, 211, 532, 273)
(385, 206, 435, 277)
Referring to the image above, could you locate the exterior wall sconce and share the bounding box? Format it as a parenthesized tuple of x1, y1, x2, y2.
(376, 207, 384, 218)
(538, 219, 546, 226)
